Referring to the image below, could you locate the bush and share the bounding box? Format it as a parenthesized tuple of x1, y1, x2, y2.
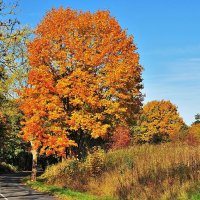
(84, 147, 105, 177)
(41, 147, 106, 191)
(41, 158, 86, 191)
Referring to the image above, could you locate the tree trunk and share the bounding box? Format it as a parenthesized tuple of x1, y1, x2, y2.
(62, 151, 66, 161)
(31, 147, 38, 181)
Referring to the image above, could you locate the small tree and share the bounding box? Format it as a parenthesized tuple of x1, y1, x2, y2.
(185, 114, 200, 145)
(134, 100, 185, 143)
(111, 126, 131, 149)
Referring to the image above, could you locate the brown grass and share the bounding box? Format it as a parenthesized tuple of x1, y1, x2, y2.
(41, 143, 200, 200)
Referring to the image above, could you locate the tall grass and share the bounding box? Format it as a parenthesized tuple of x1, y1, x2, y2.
(41, 143, 200, 200)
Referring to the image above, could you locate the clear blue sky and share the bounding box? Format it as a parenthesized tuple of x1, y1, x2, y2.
(15, 0, 200, 125)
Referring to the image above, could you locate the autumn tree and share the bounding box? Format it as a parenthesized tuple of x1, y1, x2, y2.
(18, 8, 143, 181)
(134, 100, 185, 143)
(185, 114, 200, 145)
(186, 123, 200, 145)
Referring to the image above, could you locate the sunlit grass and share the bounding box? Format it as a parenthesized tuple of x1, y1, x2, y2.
(27, 180, 115, 200)
(39, 142, 200, 199)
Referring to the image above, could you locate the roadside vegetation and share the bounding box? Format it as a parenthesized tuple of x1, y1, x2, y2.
(27, 181, 114, 200)
(33, 143, 200, 200)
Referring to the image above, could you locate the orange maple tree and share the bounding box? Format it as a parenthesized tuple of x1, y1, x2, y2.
(18, 8, 143, 176)
(134, 100, 185, 143)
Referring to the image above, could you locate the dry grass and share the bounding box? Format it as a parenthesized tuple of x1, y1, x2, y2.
(41, 142, 200, 200)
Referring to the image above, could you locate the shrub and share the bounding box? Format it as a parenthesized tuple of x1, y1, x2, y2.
(41, 148, 106, 191)
(84, 147, 106, 177)
(41, 158, 87, 191)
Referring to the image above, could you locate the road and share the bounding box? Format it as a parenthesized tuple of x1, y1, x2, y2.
(0, 172, 58, 200)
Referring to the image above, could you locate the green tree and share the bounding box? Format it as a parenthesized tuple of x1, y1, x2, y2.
(0, 0, 31, 167)
(0, 0, 31, 97)
(0, 95, 23, 164)
(193, 113, 200, 124)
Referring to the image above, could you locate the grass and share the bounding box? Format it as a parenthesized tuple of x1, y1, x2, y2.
(36, 142, 200, 199)
(27, 180, 115, 200)
(88, 143, 200, 199)
(189, 186, 200, 200)
(190, 193, 200, 200)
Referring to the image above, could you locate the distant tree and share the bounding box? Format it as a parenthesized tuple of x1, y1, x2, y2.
(18, 8, 143, 181)
(184, 114, 200, 145)
(193, 113, 200, 124)
(134, 100, 185, 143)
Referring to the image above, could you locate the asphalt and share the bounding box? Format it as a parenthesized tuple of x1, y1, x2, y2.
(0, 172, 58, 200)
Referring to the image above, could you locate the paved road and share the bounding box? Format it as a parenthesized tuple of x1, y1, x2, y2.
(0, 172, 58, 200)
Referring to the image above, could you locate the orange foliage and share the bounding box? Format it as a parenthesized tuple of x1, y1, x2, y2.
(135, 100, 185, 143)
(186, 124, 200, 145)
(18, 8, 142, 156)
(111, 126, 131, 149)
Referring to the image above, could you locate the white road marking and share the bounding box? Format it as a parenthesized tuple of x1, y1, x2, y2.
(0, 193, 8, 200)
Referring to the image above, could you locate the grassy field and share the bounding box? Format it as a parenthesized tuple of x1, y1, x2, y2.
(30, 143, 200, 200)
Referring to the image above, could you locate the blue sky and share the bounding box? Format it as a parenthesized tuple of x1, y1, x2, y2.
(15, 0, 200, 125)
